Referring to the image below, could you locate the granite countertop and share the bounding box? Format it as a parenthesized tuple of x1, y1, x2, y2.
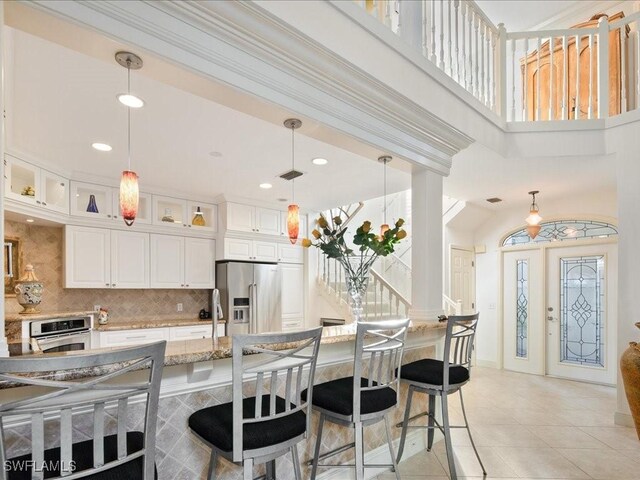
(0, 321, 446, 388)
(95, 317, 226, 331)
(5, 311, 96, 322)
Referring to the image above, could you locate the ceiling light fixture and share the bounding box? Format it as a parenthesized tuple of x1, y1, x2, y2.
(116, 51, 143, 227)
(379, 155, 392, 236)
(116, 94, 144, 109)
(312, 157, 328, 166)
(284, 118, 302, 245)
(525, 190, 542, 239)
(260, 183, 273, 189)
(92, 142, 112, 152)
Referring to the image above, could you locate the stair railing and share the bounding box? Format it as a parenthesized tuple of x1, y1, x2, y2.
(443, 294, 463, 315)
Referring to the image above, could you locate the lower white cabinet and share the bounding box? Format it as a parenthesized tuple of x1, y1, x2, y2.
(97, 323, 225, 347)
(169, 323, 225, 340)
(150, 235, 215, 288)
(65, 226, 149, 288)
(281, 263, 304, 330)
(281, 318, 304, 332)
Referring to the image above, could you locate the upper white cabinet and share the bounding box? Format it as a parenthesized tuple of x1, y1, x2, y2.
(152, 196, 217, 232)
(279, 211, 309, 239)
(150, 234, 215, 288)
(222, 202, 282, 236)
(223, 238, 278, 262)
(187, 201, 217, 232)
(278, 243, 304, 264)
(65, 226, 150, 288)
(70, 181, 152, 225)
(5, 156, 70, 214)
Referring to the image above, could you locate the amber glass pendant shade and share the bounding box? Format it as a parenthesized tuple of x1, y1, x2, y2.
(380, 224, 390, 236)
(527, 224, 541, 239)
(119, 170, 139, 226)
(287, 204, 300, 244)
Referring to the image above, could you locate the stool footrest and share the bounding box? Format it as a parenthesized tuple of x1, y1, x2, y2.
(306, 441, 355, 466)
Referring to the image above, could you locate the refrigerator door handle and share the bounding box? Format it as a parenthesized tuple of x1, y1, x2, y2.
(248, 283, 254, 334)
(253, 282, 258, 334)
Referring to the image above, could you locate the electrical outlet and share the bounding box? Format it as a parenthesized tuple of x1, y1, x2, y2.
(489, 303, 496, 310)
(177, 303, 183, 312)
(94, 305, 101, 312)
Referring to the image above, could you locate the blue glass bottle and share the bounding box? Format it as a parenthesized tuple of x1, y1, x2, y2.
(86, 194, 99, 213)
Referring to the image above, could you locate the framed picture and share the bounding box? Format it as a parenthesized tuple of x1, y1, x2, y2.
(4, 237, 21, 296)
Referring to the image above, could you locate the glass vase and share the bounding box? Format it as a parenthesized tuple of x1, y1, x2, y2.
(340, 255, 374, 323)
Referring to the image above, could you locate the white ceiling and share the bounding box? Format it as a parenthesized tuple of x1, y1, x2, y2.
(7, 27, 410, 212)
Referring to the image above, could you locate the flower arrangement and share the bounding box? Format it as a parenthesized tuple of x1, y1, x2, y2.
(302, 213, 407, 322)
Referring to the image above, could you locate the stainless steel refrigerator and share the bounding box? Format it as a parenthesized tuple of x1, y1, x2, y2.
(215, 261, 281, 335)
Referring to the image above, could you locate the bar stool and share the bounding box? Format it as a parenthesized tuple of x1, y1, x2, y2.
(306, 318, 410, 480)
(396, 313, 485, 480)
(0, 341, 166, 480)
(189, 327, 323, 480)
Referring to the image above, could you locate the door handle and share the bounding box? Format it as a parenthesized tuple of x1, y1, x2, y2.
(253, 283, 258, 333)
(248, 284, 254, 334)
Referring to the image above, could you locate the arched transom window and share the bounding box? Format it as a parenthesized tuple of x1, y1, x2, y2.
(502, 220, 618, 247)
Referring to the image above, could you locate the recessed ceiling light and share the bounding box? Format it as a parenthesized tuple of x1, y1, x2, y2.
(259, 183, 273, 189)
(312, 158, 328, 165)
(92, 142, 112, 152)
(26, 218, 34, 223)
(117, 94, 145, 108)
(209, 151, 223, 158)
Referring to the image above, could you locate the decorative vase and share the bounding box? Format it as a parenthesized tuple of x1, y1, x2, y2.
(621, 322, 640, 439)
(340, 255, 374, 323)
(14, 264, 44, 315)
(86, 194, 99, 213)
(192, 207, 206, 227)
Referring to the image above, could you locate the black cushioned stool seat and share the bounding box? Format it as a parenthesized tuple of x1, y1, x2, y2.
(189, 395, 306, 452)
(6, 431, 156, 480)
(400, 359, 469, 386)
(302, 376, 397, 416)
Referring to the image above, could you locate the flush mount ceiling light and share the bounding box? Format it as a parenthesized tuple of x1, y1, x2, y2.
(525, 190, 542, 239)
(312, 157, 328, 166)
(25, 218, 34, 223)
(379, 155, 392, 236)
(115, 51, 144, 108)
(116, 51, 142, 227)
(284, 118, 302, 245)
(260, 183, 273, 189)
(91, 142, 112, 152)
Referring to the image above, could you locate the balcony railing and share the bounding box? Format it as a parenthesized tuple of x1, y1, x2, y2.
(355, 0, 640, 122)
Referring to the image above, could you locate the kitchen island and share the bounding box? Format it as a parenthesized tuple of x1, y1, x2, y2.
(0, 321, 446, 479)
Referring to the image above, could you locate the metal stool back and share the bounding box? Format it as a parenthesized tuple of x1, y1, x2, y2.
(310, 318, 410, 480)
(396, 313, 485, 479)
(0, 341, 166, 480)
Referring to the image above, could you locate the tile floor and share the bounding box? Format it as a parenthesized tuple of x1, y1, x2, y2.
(376, 367, 640, 479)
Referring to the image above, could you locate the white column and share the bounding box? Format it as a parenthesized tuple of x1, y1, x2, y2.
(410, 168, 444, 322)
(0, 2, 9, 357)
(399, 0, 424, 51)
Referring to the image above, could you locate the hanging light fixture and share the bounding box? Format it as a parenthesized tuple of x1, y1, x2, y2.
(284, 118, 302, 244)
(379, 155, 392, 237)
(115, 51, 143, 227)
(525, 190, 542, 239)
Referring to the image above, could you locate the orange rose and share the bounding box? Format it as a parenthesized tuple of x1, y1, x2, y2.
(362, 221, 371, 233)
(301, 238, 312, 248)
(312, 229, 321, 239)
(317, 216, 328, 228)
(396, 230, 407, 240)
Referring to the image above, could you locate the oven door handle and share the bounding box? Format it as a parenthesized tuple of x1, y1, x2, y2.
(34, 330, 91, 343)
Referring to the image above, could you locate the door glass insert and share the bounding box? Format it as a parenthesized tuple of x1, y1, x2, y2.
(516, 260, 528, 358)
(560, 255, 605, 367)
(503, 220, 617, 246)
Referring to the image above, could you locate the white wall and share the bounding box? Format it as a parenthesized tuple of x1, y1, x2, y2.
(471, 189, 618, 366)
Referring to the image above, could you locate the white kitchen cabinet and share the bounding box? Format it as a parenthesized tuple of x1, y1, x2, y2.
(187, 201, 217, 232)
(278, 243, 304, 264)
(98, 328, 169, 348)
(70, 182, 114, 220)
(4, 156, 70, 214)
(222, 238, 277, 262)
(150, 234, 185, 288)
(169, 323, 225, 340)
(226, 202, 254, 233)
(281, 263, 305, 319)
(281, 318, 304, 332)
(110, 230, 149, 288)
(151, 234, 215, 288)
(153, 195, 188, 228)
(65, 226, 150, 288)
(279, 211, 308, 239)
(184, 237, 215, 288)
(111, 191, 152, 225)
(255, 208, 280, 235)
(64, 226, 111, 288)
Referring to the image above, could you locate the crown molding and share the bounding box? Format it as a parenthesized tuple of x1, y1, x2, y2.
(26, 0, 474, 175)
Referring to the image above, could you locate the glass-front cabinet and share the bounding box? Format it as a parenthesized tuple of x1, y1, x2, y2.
(187, 201, 217, 232)
(70, 182, 114, 220)
(4, 155, 70, 214)
(153, 195, 187, 228)
(111, 191, 152, 225)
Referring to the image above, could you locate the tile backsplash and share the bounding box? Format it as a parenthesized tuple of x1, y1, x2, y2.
(4, 221, 210, 320)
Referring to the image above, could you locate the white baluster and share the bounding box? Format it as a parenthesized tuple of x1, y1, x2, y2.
(596, 16, 609, 119)
(491, 29, 497, 111)
(374, 278, 378, 318)
(621, 26, 627, 113)
(563, 35, 568, 120)
(549, 36, 554, 120)
(474, 12, 480, 98)
(535, 37, 541, 120)
(588, 34, 593, 119)
(388, 290, 392, 315)
(511, 38, 516, 120)
(430, 0, 437, 63)
(461, 3, 467, 87)
(379, 281, 384, 318)
(523, 37, 529, 120)
(439, 0, 445, 70)
(467, 4, 473, 91)
(637, 23, 640, 110)
(422, 0, 428, 57)
(575, 34, 580, 120)
(384, 0, 391, 28)
(454, 0, 460, 82)
(480, 23, 486, 104)
(447, 0, 452, 75)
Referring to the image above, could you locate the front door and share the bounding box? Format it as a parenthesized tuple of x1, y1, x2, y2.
(546, 243, 617, 385)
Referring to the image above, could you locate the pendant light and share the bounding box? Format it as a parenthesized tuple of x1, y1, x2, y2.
(525, 190, 542, 239)
(284, 118, 302, 244)
(379, 155, 392, 237)
(115, 52, 143, 227)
